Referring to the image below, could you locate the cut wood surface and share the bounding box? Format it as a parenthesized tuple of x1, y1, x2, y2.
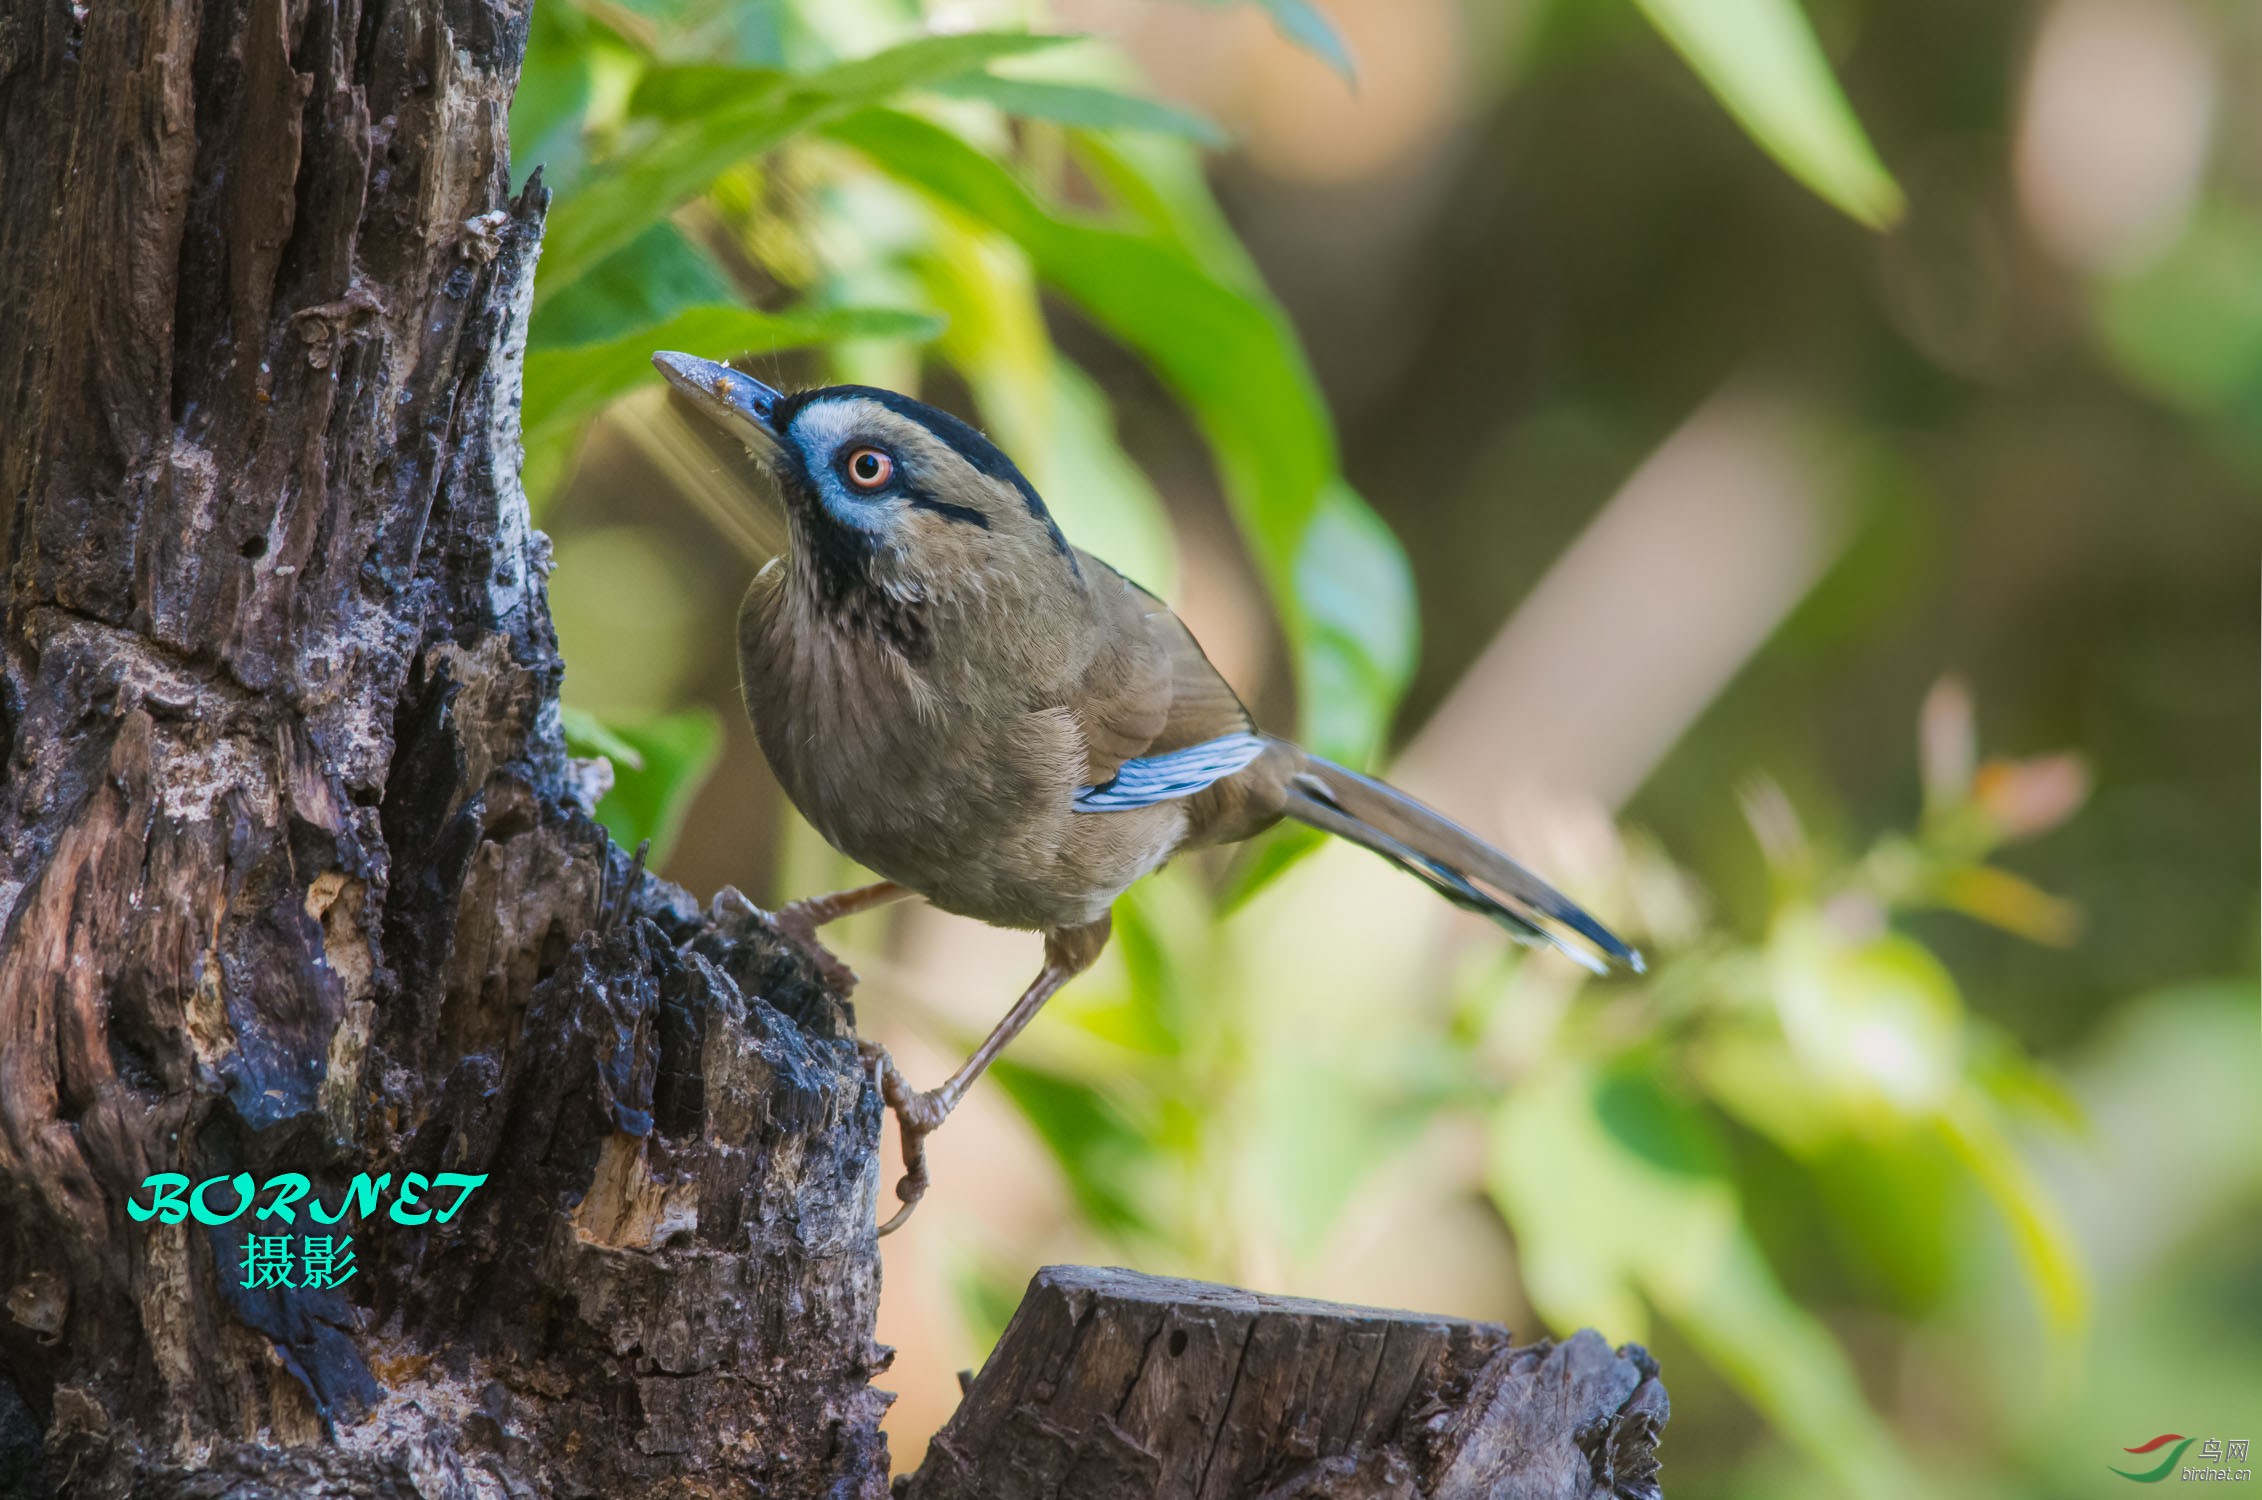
(899, 1265, 1668, 1500)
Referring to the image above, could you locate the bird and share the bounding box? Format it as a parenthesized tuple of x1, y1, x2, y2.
(649, 351, 1642, 1234)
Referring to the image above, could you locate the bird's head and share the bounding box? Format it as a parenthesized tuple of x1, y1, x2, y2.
(650, 353, 1075, 606)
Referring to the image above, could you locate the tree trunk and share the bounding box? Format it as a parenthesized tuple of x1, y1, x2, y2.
(0, 1, 888, 1493)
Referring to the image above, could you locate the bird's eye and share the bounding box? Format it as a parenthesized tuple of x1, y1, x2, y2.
(844, 448, 892, 491)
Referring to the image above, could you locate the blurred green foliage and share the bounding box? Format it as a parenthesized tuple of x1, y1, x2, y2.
(515, 0, 2261, 1495)
(1629, 0, 1902, 228)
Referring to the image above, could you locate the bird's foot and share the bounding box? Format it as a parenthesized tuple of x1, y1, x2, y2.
(776, 900, 860, 996)
(858, 1041, 952, 1236)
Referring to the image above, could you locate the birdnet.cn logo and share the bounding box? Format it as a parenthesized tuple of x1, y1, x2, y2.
(2113, 1434, 2253, 1484)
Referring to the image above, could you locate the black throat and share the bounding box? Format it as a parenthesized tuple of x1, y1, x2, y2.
(776, 467, 932, 663)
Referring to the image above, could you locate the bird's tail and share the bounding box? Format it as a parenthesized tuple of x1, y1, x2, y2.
(1279, 751, 1643, 975)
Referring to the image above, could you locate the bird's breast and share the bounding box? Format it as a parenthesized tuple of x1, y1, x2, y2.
(740, 568, 1186, 930)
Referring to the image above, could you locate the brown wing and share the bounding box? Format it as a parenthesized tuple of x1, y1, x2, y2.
(1066, 553, 1254, 787)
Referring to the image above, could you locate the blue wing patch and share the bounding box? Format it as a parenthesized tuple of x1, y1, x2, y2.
(1073, 732, 1269, 813)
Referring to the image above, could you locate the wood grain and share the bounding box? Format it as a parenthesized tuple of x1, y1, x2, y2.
(900, 1266, 1668, 1500)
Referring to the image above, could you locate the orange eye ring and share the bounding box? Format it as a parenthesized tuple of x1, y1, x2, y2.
(845, 448, 892, 491)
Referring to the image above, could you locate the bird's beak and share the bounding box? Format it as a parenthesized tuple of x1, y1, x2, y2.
(650, 351, 785, 446)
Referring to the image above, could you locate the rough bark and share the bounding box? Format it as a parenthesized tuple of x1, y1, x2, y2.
(0, 1, 888, 1494)
(898, 1267, 1668, 1500)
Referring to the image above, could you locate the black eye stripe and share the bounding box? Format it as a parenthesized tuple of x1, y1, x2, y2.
(905, 492, 990, 529)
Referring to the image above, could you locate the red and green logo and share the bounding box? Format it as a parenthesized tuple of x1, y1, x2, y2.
(2114, 1435, 2197, 1483)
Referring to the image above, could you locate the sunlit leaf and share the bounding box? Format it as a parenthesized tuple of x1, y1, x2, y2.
(1769, 915, 1963, 1116)
(1630, 0, 1903, 228)
(1738, 776, 1814, 887)
(1935, 865, 2082, 946)
(1096, 877, 1199, 1058)
(1491, 1059, 1732, 1340)
(990, 1057, 1155, 1237)
(1968, 1025, 2088, 1137)
(528, 221, 735, 352)
(2093, 202, 2262, 415)
(559, 703, 644, 769)
(1689, 1026, 1842, 1155)
(1804, 1134, 1964, 1314)
(1040, 362, 1181, 596)
(513, 1, 594, 194)
(1258, 1057, 1429, 1253)
(1293, 482, 1421, 760)
(1069, 129, 1263, 281)
(827, 108, 1416, 762)
(1186, 0, 1355, 83)
(930, 74, 1227, 145)
(539, 32, 1071, 302)
(950, 1255, 1038, 1363)
(905, 198, 1180, 593)
(1216, 822, 1324, 913)
(1670, 1233, 1919, 1500)
(521, 302, 939, 450)
(567, 707, 725, 865)
(1490, 1058, 1918, 1498)
(1256, 0, 1354, 81)
(1941, 1086, 2090, 1342)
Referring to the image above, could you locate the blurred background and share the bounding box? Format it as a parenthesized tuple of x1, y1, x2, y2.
(511, 0, 2261, 1493)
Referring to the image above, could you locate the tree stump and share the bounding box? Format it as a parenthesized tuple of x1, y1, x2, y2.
(898, 1267, 1667, 1500)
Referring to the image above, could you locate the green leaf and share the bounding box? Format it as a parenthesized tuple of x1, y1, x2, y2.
(928, 74, 1227, 145)
(1038, 361, 1181, 596)
(1070, 130, 1265, 282)
(1294, 482, 1420, 761)
(1630, 0, 1903, 229)
(569, 707, 725, 865)
(949, 1256, 1038, 1363)
(1489, 1058, 1920, 1499)
(1189, 0, 1354, 83)
(1766, 914, 1964, 1118)
(559, 703, 644, 769)
(1258, 1057, 1430, 1253)
(904, 203, 1180, 595)
(827, 108, 1415, 762)
(1940, 1086, 2090, 1343)
(1255, 0, 1355, 82)
(990, 1057, 1155, 1236)
(513, 1, 594, 194)
(520, 301, 940, 448)
(528, 221, 735, 352)
(2093, 201, 2262, 416)
(538, 32, 1071, 302)
(1216, 823, 1324, 911)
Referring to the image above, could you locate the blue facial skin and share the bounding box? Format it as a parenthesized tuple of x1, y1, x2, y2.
(769, 397, 948, 550)
(648, 355, 1022, 558)
(808, 457, 897, 541)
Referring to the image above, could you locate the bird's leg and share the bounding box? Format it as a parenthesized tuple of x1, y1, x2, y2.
(774, 880, 909, 994)
(863, 915, 1111, 1236)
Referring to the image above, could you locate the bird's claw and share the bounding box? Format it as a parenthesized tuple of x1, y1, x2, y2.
(859, 1041, 945, 1236)
(777, 902, 860, 995)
